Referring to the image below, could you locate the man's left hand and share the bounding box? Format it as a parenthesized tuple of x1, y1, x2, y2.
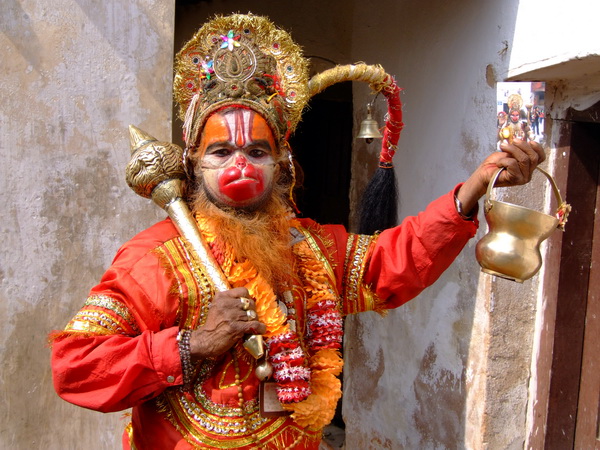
(457, 139, 546, 216)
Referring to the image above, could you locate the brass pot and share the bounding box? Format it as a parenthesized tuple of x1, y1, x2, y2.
(475, 167, 567, 283)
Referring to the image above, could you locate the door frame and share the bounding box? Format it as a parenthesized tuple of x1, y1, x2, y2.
(529, 101, 600, 448)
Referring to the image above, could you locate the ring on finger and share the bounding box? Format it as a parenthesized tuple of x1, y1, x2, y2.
(246, 309, 257, 320)
(240, 297, 251, 311)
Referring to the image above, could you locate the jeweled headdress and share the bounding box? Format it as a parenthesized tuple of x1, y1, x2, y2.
(174, 14, 309, 147)
(507, 93, 524, 114)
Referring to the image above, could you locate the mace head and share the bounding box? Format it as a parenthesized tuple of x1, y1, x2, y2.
(125, 125, 187, 199)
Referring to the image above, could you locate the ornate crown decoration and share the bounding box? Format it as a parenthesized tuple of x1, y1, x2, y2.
(507, 93, 524, 113)
(174, 14, 310, 148)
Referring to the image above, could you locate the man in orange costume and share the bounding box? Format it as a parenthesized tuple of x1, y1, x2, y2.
(51, 14, 545, 449)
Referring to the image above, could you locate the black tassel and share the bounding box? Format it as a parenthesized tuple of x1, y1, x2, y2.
(358, 166, 398, 235)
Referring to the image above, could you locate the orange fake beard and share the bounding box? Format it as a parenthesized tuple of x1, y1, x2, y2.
(188, 177, 295, 290)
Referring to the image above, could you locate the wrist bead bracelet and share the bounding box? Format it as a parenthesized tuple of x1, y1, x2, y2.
(177, 329, 193, 390)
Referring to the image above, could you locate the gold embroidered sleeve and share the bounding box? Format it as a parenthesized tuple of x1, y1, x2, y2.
(64, 294, 141, 336)
(341, 233, 383, 315)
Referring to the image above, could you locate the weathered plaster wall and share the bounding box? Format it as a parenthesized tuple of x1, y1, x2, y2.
(0, 1, 174, 447)
(345, 2, 599, 448)
(343, 1, 533, 448)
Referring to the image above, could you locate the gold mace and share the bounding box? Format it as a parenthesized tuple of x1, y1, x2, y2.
(125, 125, 266, 363)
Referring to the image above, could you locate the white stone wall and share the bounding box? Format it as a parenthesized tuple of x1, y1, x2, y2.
(0, 1, 174, 447)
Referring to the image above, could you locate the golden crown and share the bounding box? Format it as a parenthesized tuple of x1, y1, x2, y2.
(174, 14, 309, 147)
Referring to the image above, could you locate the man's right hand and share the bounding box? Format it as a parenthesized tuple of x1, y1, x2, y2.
(189, 287, 266, 360)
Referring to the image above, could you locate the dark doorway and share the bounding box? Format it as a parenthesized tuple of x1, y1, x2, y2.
(290, 81, 353, 226)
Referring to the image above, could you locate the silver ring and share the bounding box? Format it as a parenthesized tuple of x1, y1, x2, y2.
(246, 309, 257, 320)
(240, 297, 251, 311)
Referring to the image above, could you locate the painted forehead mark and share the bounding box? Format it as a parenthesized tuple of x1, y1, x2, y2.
(199, 109, 276, 156)
(222, 109, 255, 148)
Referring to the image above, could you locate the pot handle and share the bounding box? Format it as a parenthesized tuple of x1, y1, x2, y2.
(484, 166, 571, 230)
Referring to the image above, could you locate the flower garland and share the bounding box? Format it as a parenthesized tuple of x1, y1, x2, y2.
(196, 216, 344, 431)
(282, 240, 344, 430)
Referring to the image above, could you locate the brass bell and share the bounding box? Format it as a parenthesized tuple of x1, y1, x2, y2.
(255, 358, 273, 381)
(356, 104, 383, 143)
(243, 334, 265, 359)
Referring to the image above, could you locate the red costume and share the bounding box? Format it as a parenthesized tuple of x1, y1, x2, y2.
(51, 187, 477, 449)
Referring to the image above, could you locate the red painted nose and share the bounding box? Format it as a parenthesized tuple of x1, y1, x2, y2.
(235, 154, 247, 169)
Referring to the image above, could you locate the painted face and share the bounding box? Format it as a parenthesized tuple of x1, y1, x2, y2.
(196, 109, 277, 209)
(510, 110, 520, 123)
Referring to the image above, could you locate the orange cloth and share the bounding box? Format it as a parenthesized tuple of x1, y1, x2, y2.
(51, 186, 477, 449)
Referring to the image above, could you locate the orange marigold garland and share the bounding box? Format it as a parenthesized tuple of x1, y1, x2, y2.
(196, 217, 343, 431)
